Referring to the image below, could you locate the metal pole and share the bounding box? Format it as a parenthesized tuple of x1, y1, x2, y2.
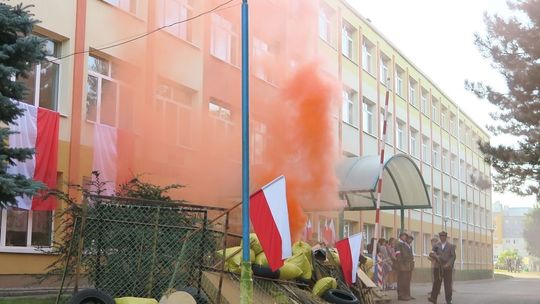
(401, 207, 405, 232)
(372, 83, 390, 287)
(240, 1, 253, 303)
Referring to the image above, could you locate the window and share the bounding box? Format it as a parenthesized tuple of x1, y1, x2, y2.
(423, 233, 431, 255)
(209, 99, 233, 141)
(319, 3, 334, 44)
(342, 88, 357, 126)
(362, 38, 374, 74)
(1, 208, 53, 248)
(380, 54, 390, 86)
(460, 160, 466, 180)
(421, 91, 428, 116)
(363, 98, 374, 134)
(395, 67, 404, 97)
(158, 0, 194, 42)
(155, 78, 194, 147)
(452, 197, 458, 219)
(441, 107, 448, 129)
(467, 203, 473, 223)
(104, 0, 137, 14)
(411, 231, 419, 255)
(253, 37, 277, 83)
(86, 55, 119, 127)
(433, 144, 440, 169)
(432, 99, 439, 123)
(433, 190, 441, 215)
(396, 120, 405, 150)
(444, 193, 451, 219)
(422, 137, 430, 164)
(449, 115, 456, 135)
(251, 120, 266, 164)
(409, 78, 417, 107)
(341, 21, 355, 59)
(362, 223, 375, 247)
(18, 38, 60, 111)
(461, 200, 467, 222)
(442, 150, 448, 173)
(380, 111, 392, 143)
(211, 13, 239, 66)
(410, 128, 419, 158)
(450, 155, 457, 177)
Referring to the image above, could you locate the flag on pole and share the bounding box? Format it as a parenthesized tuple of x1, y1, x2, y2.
(7, 102, 59, 210)
(303, 217, 313, 241)
(249, 175, 292, 271)
(335, 233, 363, 286)
(323, 218, 337, 245)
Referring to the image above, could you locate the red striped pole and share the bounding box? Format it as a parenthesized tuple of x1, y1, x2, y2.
(377, 252, 384, 287)
(372, 83, 391, 281)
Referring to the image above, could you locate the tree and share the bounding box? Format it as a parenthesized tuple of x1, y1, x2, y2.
(496, 248, 522, 272)
(523, 206, 540, 257)
(466, 0, 540, 200)
(0, 3, 46, 208)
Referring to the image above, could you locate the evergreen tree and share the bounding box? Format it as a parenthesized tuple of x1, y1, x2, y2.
(523, 206, 540, 257)
(466, 0, 540, 201)
(0, 3, 46, 208)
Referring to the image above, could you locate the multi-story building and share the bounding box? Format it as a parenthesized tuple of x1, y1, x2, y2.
(0, 0, 493, 286)
(492, 202, 538, 271)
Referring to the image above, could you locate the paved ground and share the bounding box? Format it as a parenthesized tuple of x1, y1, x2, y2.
(384, 276, 540, 304)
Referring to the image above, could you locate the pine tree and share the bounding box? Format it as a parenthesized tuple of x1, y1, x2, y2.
(467, 0, 540, 201)
(0, 3, 46, 208)
(523, 206, 540, 257)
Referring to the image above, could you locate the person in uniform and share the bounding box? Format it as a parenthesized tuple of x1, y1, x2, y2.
(395, 232, 414, 301)
(428, 231, 456, 304)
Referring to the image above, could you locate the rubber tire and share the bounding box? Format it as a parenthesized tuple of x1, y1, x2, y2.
(322, 289, 361, 304)
(68, 289, 115, 304)
(252, 264, 280, 279)
(179, 286, 210, 304)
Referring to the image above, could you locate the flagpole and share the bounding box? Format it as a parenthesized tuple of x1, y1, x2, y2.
(372, 80, 390, 287)
(240, 0, 253, 303)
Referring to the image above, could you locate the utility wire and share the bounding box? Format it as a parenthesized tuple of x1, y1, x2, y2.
(47, 0, 237, 63)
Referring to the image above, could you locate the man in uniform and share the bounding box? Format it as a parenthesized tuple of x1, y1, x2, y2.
(428, 231, 456, 304)
(395, 232, 414, 301)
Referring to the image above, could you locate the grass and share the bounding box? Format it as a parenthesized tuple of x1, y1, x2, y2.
(494, 269, 540, 279)
(0, 296, 67, 304)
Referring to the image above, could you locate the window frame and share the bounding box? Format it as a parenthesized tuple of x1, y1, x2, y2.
(363, 99, 374, 135)
(0, 208, 54, 253)
(159, 0, 194, 43)
(210, 13, 239, 66)
(341, 22, 355, 59)
(86, 55, 121, 127)
(342, 89, 356, 126)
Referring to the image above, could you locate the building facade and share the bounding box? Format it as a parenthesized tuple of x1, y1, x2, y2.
(0, 0, 493, 284)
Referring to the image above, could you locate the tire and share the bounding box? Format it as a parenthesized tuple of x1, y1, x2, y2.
(68, 289, 115, 304)
(252, 264, 280, 279)
(322, 289, 361, 304)
(180, 286, 210, 304)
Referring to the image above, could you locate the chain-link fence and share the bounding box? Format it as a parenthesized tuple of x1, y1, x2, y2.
(57, 196, 368, 303)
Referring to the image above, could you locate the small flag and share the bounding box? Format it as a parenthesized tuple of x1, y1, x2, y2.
(249, 175, 292, 271)
(335, 233, 363, 285)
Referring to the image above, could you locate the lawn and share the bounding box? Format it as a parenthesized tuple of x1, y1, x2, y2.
(0, 296, 67, 304)
(494, 269, 540, 279)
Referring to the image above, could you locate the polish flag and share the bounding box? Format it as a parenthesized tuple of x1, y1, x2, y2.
(303, 218, 313, 241)
(335, 233, 363, 286)
(323, 218, 337, 245)
(8, 102, 59, 210)
(249, 175, 292, 271)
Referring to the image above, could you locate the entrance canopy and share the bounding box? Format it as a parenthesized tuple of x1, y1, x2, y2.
(336, 154, 431, 211)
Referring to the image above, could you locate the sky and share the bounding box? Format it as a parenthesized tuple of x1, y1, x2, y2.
(347, 0, 536, 208)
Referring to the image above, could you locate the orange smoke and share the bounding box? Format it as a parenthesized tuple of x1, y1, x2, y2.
(89, 0, 342, 239)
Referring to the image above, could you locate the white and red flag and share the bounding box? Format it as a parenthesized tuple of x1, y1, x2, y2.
(303, 217, 313, 241)
(249, 175, 292, 271)
(323, 218, 337, 245)
(8, 102, 59, 211)
(335, 233, 363, 286)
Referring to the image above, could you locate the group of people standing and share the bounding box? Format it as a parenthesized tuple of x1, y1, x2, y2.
(365, 231, 456, 304)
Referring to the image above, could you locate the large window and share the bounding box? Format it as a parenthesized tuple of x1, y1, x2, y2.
(1, 209, 53, 249)
(421, 90, 429, 116)
(158, 0, 194, 42)
(395, 67, 404, 97)
(452, 197, 459, 219)
(396, 120, 405, 150)
(362, 38, 374, 74)
(444, 193, 451, 219)
(409, 78, 417, 107)
(341, 21, 355, 59)
(411, 231, 419, 255)
(362, 98, 374, 134)
(253, 37, 277, 84)
(155, 78, 194, 147)
(319, 3, 335, 44)
(18, 38, 60, 111)
(86, 55, 119, 127)
(342, 88, 356, 126)
(433, 144, 440, 169)
(432, 99, 439, 123)
(251, 120, 266, 164)
(433, 189, 441, 215)
(410, 128, 419, 158)
(104, 0, 137, 14)
(210, 13, 238, 66)
(380, 55, 390, 86)
(423, 233, 431, 255)
(422, 136, 430, 164)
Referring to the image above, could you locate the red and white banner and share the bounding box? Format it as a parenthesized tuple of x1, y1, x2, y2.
(8, 102, 59, 210)
(93, 124, 118, 195)
(335, 233, 363, 286)
(249, 175, 292, 271)
(323, 218, 337, 245)
(303, 217, 313, 241)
